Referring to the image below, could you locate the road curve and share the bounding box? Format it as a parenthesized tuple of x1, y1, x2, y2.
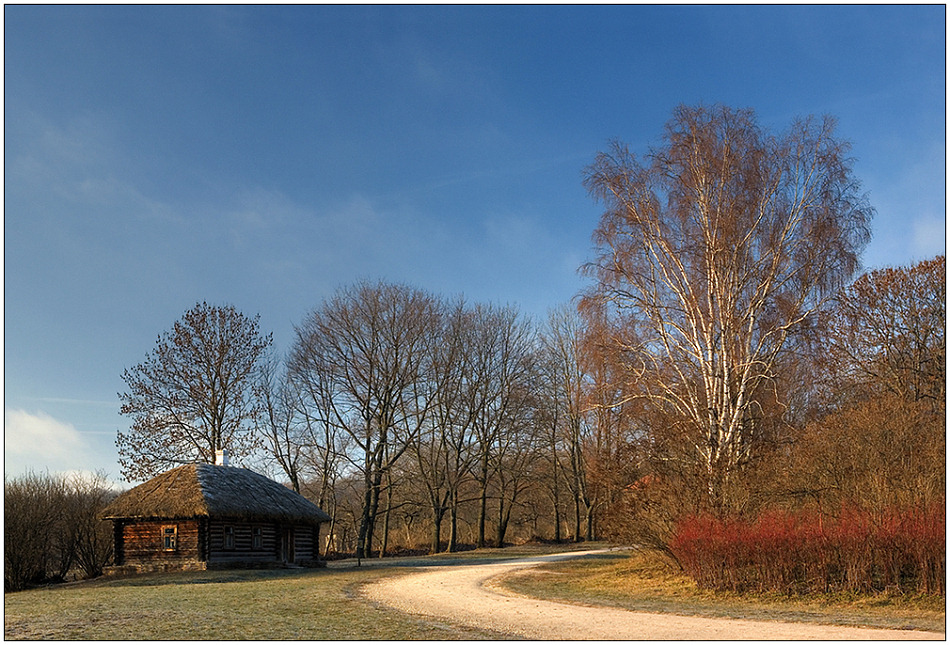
(361, 549, 944, 640)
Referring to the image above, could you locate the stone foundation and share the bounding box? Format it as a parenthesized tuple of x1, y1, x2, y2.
(103, 561, 208, 576)
(103, 559, 325, 577)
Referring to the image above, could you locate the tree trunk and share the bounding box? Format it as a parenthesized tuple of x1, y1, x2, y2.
(550, 433, 562, 543)
(358, 466, 383, 559)
(324, 513, 337, 557)
(447, 492, 459, 552)
(585, 503, 595, 541)
(430, 507, 444, 554)
(496, 495, 513, 547)
(476, 454, 489, 548)
(572, 490, 582, 542)
(356, 482, 373, 559)
(379, 482, 392, 558)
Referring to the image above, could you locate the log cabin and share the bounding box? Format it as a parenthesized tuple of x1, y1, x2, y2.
(102, 453, 331, 574)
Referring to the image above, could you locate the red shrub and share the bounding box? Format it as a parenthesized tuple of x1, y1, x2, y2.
(669, 503, 945, 595)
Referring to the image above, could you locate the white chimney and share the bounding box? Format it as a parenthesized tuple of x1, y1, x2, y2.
(215, 449, 229, 466)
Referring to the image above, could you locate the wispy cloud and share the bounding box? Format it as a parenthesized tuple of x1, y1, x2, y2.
(24, 397, 116, 407)
(7, 112, 182, 228)
(4, 409, 101, 476)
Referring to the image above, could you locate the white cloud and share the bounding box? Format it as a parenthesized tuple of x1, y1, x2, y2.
(4, 409, 97, 476)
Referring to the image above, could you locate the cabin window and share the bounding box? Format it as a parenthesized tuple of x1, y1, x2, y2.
(163, 525, 177, 551)
(252, 526, 263, 550)
(224, 526, 235, 549)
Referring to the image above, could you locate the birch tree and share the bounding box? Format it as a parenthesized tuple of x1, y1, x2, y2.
(582, 104, 873, 510)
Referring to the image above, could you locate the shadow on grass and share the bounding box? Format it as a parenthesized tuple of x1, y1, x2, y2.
(89, 567, 322, 588)
(68, 543, 614, 590)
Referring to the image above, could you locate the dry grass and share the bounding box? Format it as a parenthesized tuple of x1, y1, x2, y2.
(3, 544, 593, 640)
(499, 549, 946, 633)
(9, 544, 941, 639)
(3, 566, 504, 640)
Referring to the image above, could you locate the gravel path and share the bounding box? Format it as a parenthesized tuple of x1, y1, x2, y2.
(361, 550, 944, 640)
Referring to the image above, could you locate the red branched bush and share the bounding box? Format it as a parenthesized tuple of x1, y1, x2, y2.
(669, 503, 945, 595)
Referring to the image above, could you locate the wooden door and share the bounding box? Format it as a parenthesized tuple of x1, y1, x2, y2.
(280, 527, 295, 564)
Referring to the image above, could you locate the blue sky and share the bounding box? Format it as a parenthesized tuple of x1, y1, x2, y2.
(5, 5, 945, 486)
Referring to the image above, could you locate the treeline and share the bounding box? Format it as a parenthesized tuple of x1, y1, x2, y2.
(273, 284, 601, 558)
(4, 472, 115, 591)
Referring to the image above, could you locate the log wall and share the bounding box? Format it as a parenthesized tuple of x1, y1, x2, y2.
(294, 525, 318, 563)
(111, 518, 324, 570)
(206, 520, 279, 564)
(117, 519, 202, 566)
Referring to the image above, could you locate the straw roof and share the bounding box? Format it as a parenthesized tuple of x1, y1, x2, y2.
(102, 463, 331, 525)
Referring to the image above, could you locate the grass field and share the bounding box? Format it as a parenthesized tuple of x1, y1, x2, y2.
(497, 549, 947, 634)
(3, 566, 501, 640)
(3, 544, 588, 640)
(6, 544, 945, 639)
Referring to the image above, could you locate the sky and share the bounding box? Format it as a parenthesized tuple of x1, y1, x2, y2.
(5, 5, 945, 488)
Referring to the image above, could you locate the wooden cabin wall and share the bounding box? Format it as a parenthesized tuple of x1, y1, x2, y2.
(118, 519, 201, 566)
(111, 518, 324, 570)
(206, 520, 279, 564)
(293, 525, 318, 563)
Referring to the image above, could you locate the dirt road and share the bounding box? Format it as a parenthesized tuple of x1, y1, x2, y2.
(361, 550, 944, 640)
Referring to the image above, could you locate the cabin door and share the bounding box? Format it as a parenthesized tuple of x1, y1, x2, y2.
(280, 527, 295, 564)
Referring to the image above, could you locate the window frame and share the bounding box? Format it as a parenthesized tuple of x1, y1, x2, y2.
(252, 526, 263, 550)
(224, 525, 235, 550)
(162, 525, 178, 551)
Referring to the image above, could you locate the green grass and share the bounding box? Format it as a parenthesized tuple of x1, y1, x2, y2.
(4, 567, 505, 640)
(498, 549, 946, 634)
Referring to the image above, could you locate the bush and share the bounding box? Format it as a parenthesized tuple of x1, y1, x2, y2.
(4, 471, 116, 591)
(669, 503, 945, 596)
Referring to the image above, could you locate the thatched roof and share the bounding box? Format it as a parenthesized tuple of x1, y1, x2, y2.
(102, 464, 331, 525)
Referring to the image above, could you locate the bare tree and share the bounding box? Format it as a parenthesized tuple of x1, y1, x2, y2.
(582, 104, 873, 511)
(533, 375, 565, 542)
(468, 304, 537, 547)
(289, 281, 441, 559)
(117, 302, 272, 481)
(67, 472, 115, 580)
(491, 383, 542, 546)
(4, 471, 115, 591)
(285, 327, 352, 555)
(788, 256, 947, 514)
(259, 351, 310, 493)
(825, 255, 945, 407)
(409, 298, 477, 553)
(4, 472, 66, 590)
(540, 304, 595, 541)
